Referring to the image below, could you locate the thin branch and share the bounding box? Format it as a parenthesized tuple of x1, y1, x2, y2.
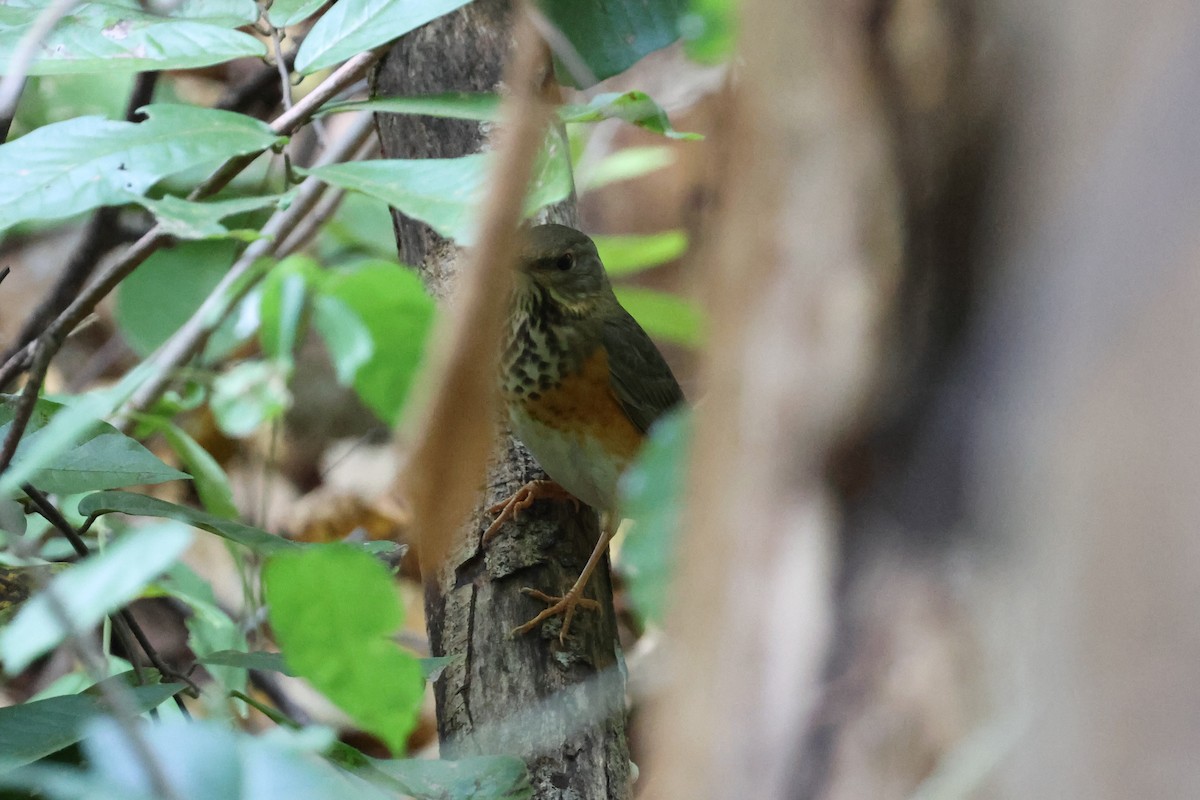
(22, 484, 198, 714)
(402, 4, 558, 571)
(0, 266, 10, 287)
(0, 0, 82, 125)
(116, 111, 378, 426)
(0, 340, 52, 478)
(0, 49, 382, 394)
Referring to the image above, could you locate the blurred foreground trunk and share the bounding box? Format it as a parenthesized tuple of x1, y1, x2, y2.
(648, 0, 1200, 797)
(373, 4, 631, 798)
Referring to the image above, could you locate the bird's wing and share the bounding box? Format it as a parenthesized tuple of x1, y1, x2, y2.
(601, 308, 685, 434)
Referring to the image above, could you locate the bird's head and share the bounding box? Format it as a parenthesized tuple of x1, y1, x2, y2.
(516, 224, 613, 313)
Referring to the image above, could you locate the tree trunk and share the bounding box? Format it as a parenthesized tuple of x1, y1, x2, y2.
(373, 5, 631, 798)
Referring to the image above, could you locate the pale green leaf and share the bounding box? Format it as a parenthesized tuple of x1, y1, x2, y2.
(595, 230, 688, 276)
(562, 91, 702, 140)
(319, 92, 501, 122)
(312, 295, 374, 385)
(0, 104, 282, 233)
(295, 0, 473, 74)
(265, 0, 328, 27)
(135, 192, 287, 240)
(148, 420, 238, 519)
(577, 145, 675, 192)
(210, 360, 292, 438)
(372, 755, 532, 800)
(0, 523, 192, 673)
(614, 286, 703, 346)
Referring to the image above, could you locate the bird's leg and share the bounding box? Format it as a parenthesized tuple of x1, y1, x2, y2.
(482, 479, 581, 545)
(513, 526, 614, 643)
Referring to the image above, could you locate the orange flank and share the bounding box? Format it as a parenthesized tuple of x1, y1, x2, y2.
(517, 347, 644, 464)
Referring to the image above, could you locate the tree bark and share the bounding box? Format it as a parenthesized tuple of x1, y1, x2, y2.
(373, 5, 631, 798)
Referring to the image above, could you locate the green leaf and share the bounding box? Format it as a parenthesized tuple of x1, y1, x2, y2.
(304, 136, 571, 245)
(210, 360, 292, 438)
(295, 0, 473, 74)
(594, 230, 688, 276)
(319, 92, 502, 122)
(371, 755, 531, 800)
(680, 0, 737, 62)
(156, 563, 247, 694)
(264, 544, 424, 754)
(0, 523, 192, 673)
(265, 0, 329, 27)
(135, 193, 288, 240)
(78, 490, 297, 554)
(258, 271, 308, 362)
(617, 408, 690, 624)
(577, 145, 675, 192)
(0, 395, 189, 497)
(115, 240, 240, 358)
(562, 91, 702, 140)
(312, 295, 375, 385)
(10, 74, 135, 140)
(317, 193, 400, 262)
(146, 419, 238, 519)
(538, 0, 685, 87)
(199, 649, 293, 675)
(0, 365, 157, 498)
(613, 286, 704, 347)
(0, 683, 183, 771)
(0, 104, 282, 233)
(0, 1, 265, 76)
(318, 261, 434, 425)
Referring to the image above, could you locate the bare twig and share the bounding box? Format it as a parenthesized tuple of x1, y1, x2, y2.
(22, 484, 198, 713)
(0, 0, 83, 125)
(275, 135, 378, 255)
(116, 111, 379, 426)
(0, 341, 52, 477)
(0, 266, 10, 287)
(0, 49, 381, 395)
(402, 5, 557, 571)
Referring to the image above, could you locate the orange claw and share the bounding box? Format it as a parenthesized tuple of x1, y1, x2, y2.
(513, 587, 602, 643)
(481, 480, 581, 545)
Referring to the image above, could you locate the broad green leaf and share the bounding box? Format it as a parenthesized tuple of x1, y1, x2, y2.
(199, 649, 293, 675)
(312, 295, 374, 385)
(258, 272, 308, 362)
(10, 74, 135, 139)
(561, 92, 702, 140)
(0, 523, 192, 673)
(304, 137, 571, 245)
(319, 261, 434, 425)
(210, 360, 292, 438)
(264, 545, 424, 754)
(0, 104, 283, 233)
(371, 755, 531, 800)
(78, 490, 297, 554)
(614, 286, 704, 347)
(680, 0, 737, 62)
(0, 395, 188, 497)
(538, 0, 685, 87)
(295, 0, 473, 74)
(595, 230, 688, 276)
(577, 145, 675, 192)
(145, 419, 238, 519)
(0, 1, 264, 76)
(135, 193, 288, 240)
(115, 240, 240, 358)
(265, 0, 328, 27)
(617, 408, 690, 624)
(0, 365, 154, 498)
(319, 93, 501, 122)
(0, 682, 183, 771)
(317, 193, 400, 262)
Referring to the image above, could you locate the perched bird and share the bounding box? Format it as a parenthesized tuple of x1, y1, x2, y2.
(484, 223, 684, 641)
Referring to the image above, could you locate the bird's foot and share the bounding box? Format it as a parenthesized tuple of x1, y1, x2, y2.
(482, 480, 581, 545)
(513, 587, 601, 643)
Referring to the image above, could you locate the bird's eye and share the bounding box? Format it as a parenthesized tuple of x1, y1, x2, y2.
(555, 252, 575, 271)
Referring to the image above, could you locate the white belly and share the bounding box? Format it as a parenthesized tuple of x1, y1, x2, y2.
(509, 406, 625, 512)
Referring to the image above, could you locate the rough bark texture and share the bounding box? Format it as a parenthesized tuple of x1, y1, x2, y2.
(373, 5, 631, 798)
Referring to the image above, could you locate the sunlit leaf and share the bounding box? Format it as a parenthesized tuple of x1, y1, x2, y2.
(264, 545, 424, 754)
(78, 491, 296, 554)
(614, 286, 703, 347)
(0, 1, 264, 76)
(618, 408, 690, 624)
(680, 0, 738, 62)
(595, 230, 688, 276)
(0, 105, 283, 233)
(318, 261, 433, 424)
(0, 523, 192, 673)
(295, 0, 473, 74)
(319, 93, 501, 122)
(577, 145, 675, 192)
